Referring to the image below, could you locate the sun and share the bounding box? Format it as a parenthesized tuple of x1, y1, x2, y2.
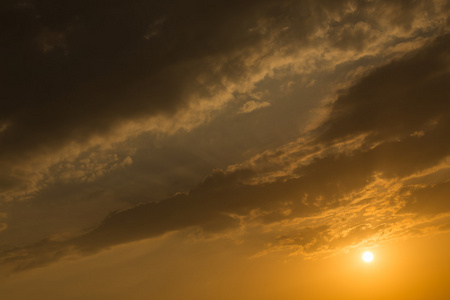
(362, 251, 374, 263)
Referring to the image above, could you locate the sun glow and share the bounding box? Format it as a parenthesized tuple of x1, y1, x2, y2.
(362, 251, 374, 263)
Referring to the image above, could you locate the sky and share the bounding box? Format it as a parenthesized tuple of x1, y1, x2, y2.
(1, 0, 450, 299)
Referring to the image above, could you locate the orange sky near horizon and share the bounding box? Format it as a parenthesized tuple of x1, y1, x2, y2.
(1, 231, 449, 299)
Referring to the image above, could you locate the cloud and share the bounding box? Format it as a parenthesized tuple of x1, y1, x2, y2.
(400, 181, 450, 215)
(1, 0, 450, 273)
(238, 101, 271, 114)
(1, 0, 448, 204)
(318, 33, 450, 145)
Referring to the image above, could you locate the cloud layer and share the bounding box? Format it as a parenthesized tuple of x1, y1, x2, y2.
(2, 26, 450, 271)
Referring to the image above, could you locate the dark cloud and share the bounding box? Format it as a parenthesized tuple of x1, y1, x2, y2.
(3, 128, 447, 271)
(1, 0, 445, 162)
(400, 181, 450, 215)
(1, 0, 450, 272)
(0, 0, 326, 161)
(0, 0, 250, 159)
(0, 143, 383, 270)
(318, 33, 450, 145)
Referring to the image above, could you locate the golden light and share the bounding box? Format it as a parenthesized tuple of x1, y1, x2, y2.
(362, 251, 374, 263)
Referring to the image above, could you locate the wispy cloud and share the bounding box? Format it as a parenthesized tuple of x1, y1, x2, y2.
(238, 101, 271, 114)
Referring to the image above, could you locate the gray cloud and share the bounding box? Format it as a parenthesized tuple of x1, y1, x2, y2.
(1, 0, 450, 273)
(1, 0, 447, 163)
(400, 181, 450, 215)
(318, 33, 450, 146)
(1, 0, 448, 211)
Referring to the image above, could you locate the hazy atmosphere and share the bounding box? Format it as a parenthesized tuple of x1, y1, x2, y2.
(1, 0, 450, 299)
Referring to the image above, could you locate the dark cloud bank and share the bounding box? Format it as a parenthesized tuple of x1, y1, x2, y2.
(1, 0, 444, 161)
(0, 0, 329, 160)
(2, 30, 450, 271)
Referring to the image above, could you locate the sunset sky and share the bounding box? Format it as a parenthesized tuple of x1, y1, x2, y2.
(1, 0, 450, 299)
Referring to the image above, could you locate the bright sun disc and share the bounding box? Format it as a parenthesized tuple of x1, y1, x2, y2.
(362, 251, 374, 262)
